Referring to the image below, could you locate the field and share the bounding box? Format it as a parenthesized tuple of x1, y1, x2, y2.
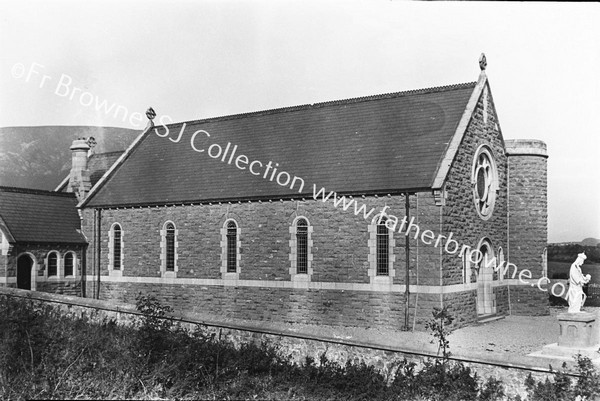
(548, 261, 600, 306)
(548, 261, 600, 283)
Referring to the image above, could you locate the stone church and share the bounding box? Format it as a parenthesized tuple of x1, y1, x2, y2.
(0, 58, 548, 330)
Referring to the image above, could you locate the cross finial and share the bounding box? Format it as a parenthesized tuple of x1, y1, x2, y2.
(479, 53, 487, 71)
(86, 136, 97, 155)
(145, 107, 156, 128)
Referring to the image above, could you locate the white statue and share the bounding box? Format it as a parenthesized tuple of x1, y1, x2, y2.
(566, 252, 591, 313)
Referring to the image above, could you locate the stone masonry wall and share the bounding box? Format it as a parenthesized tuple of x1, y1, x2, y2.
(4, 244, 85, 295)
(507, 148, 548, 316)
(442, 84, 508, 287)
(508, 285, 549, 316)
(442, 290, 478, 328)
(99, 281, 407, 331)
(81, 191, 453, 330)
(0, 254, 7, 277)
(76, 84, 550, 330)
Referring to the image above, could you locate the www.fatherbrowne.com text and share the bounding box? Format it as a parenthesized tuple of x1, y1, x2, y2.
(156, 119, 566, 298)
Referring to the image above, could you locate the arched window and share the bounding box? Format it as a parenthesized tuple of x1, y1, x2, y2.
(296, 218, 308, 274)
(368, 215, 395, 282)
(289, 217, 313, 280)
(64, 252, 74, 276)
(111, 224, 122, 270)
(165, 223, 175, 272)
(376, 218, 390, 276)
(160, 221, 178, 276)
(226, 221, 237, 273)
(47, 252, 58, 277)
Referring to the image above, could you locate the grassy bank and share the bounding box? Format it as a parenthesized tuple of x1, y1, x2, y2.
(0, 294, 598, 400)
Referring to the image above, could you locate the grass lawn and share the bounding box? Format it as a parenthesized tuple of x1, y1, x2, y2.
(548, 261, 600, 283)
(548, 261, 600, 306)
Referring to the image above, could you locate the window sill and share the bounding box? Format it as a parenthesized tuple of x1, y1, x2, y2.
(291, 273, 311, 282)
(222, 272, 240, 281)
(371, 275, 393, 286)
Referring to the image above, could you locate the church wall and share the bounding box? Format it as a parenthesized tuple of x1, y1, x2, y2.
(0, 254, 8, 277)
(506, 142, 548, 316)
(74, 85, 549, 329)
(435, 86, 512, 322)
(80, 190, 450, 330)
(493, 286, 510, 316)
(3, 243, 84, 295)
(506, 285, 548, 316)
(442, 87, 509, 287)
(506, 148, 547, 277)
(83, 194, 448, 286)
(98, 282, 407, 330)
(442, 290, 478, 328)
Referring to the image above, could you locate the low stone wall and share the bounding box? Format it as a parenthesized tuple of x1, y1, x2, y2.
(0, 287, 572, 399)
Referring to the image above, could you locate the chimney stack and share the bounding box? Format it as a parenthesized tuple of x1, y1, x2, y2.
(67, 138, 91, 201)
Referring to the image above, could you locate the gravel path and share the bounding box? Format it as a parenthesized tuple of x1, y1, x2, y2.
(203, 306, 600, 363)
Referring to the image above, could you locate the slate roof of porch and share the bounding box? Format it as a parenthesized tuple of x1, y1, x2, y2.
(0, 186, 86, 244)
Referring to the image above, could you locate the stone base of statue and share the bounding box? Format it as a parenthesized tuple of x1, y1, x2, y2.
(529, 312, 600, 363)
(557, 312, 597, 348)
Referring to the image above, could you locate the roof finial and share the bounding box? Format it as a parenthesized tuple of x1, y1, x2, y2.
(86, 136, 97, 155)
(479, 53, 487, 71)
(145, 107, 156, 128)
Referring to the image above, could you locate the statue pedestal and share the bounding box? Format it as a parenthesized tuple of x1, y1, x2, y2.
(530, 312, 600, 363)
(557, 312, 597, 348)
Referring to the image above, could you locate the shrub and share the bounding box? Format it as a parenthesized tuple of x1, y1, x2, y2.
(524, 356, 600, 401)
(479, 376, 505, 401)
(2, 293, 598, 400)
(573, 353, 600, 399)
(426, 306, 454, 361)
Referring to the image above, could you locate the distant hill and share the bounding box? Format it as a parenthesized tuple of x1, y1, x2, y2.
(0, 126, 140, 190)
(581, 237, 600, 247)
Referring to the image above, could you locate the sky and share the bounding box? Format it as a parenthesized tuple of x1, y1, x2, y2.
(0, 0, 598, 243)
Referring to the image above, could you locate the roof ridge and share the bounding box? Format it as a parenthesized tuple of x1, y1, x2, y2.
(171, 81, 478, 127)
(90, 150, 125, 158)
(0, 125, 139, 130)
(0, 186, 77, 198)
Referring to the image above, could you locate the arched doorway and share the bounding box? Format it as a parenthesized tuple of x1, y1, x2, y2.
(17, 254, 34, 290)
(476, 240, 496, 316)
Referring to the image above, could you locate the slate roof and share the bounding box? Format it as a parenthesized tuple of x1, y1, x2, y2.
(56, 151, 125, 192)
(0, 186, 86, 244)
(85, 82, 477, 207)
(88, 151, 124, 187)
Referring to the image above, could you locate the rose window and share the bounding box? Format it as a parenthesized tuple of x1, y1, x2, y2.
(472, 146, 498, 220)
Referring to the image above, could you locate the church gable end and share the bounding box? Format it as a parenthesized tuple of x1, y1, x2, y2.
(441, 81, 508, 288)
